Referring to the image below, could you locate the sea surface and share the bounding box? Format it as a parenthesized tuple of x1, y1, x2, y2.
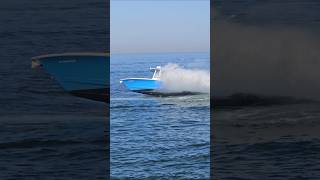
(110, 52, 210, 179)
(213, 1, 320, 179)
(0, 0, 108, 179)
(3, 0, 320, 179)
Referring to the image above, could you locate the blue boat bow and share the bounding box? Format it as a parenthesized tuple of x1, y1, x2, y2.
(32, 52, 109, 102)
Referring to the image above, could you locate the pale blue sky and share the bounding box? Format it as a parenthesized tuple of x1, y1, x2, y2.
(111, 0, 210, 53)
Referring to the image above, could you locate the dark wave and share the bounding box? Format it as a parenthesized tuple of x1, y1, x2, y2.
(212, 93, 313, 108)
(0, 139, 82, 149)
(134, 90, 203, 97)
(214, 139, 320, 179)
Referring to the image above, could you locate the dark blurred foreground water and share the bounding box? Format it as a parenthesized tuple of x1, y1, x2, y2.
(213, 1, 320, 179)
(0, 0, 108, 179)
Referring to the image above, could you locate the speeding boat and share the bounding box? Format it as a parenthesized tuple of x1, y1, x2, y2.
(32, 52, 109, 102)
(120, 66, 200, 96)
(120, 66, 164, 95)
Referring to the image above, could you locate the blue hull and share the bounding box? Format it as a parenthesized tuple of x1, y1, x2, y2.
(121, 78, 203, 96)
(32, 53, 109, 102)
(121, 79, 162, 91)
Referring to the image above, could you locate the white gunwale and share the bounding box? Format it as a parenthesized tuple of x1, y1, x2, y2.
(31, 52, 110, 60)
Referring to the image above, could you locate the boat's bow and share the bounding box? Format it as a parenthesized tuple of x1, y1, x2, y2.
(32, 52, 110, 102)
(120, 78, 162, 92)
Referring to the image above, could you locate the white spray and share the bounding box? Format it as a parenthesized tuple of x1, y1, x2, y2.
(161, 63, 210, 93)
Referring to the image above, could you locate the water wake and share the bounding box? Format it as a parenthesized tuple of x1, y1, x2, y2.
(213, 21, 320, 100)
(161, 63, 210, 94)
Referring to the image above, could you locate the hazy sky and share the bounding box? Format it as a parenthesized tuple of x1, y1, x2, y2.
(111, 0, 210, 54)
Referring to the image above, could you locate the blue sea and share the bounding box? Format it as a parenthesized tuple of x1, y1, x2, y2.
(3, 0, 320, 179)
(110, 52, 210, 179)
(0, 0, 108, 179)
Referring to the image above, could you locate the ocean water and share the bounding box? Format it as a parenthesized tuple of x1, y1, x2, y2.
(110, 52, 210, 179)
(214, 102, 320, 179)
(0, 0, 108, 179)
(213, 1, 320, 179)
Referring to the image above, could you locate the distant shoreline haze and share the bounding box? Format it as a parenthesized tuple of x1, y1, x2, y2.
(110, 51, 210, 55)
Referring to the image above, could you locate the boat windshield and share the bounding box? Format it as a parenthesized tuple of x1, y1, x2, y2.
(153, 70, 160, 79)
(152, 66, 161, 79)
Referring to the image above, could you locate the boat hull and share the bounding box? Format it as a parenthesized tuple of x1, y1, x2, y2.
(32, 53, 109, 102)
(120, 78, 203, 96)
(133, 90, 202, 97)
(120, 78, 162, 91)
